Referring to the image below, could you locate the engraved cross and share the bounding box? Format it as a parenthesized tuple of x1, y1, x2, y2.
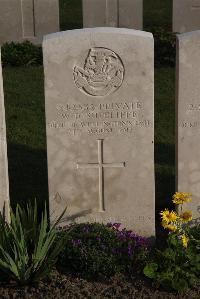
(77, 139, 125, 212)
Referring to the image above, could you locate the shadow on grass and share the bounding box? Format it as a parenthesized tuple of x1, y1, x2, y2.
(155, 142, 175, 238)
(155, 142, 175, 167)
(155, 142, 175, 218)
(7, 143, 49, 211)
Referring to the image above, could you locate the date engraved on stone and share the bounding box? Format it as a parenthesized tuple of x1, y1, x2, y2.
(191, 5, 200, 10)
(180, 121, 200, 128)
(188, 103, 200, 110)
(73, 48, 124, 97)
(48, 101, 151, 136)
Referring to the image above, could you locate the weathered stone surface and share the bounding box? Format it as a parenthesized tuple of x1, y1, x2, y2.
(176, 31, 200, 223)
(34, 0, 60, 43)
(0, 49, 10, 219)
(82, 0, 143, 29)
(0, 0, 22, 44)
(118, 0, 143, 29)
(43, 28, 154, 237)
(173, 0, 200, 33)
(0, 0, 59, 45)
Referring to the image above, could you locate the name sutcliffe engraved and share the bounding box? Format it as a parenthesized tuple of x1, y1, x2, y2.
(73, 48, 124, 97)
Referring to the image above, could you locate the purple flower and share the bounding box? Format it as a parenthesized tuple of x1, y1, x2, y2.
(107, 222, 121, 230)
(134, 236, 148, 248)
(127, 245, 133, 256)
(112, 223, 121, 230)
(116, 231, 127, 241)
(82, 225, 90, 233)
(112, 248, 117, 254)
(72, 239, 82, 246)
(96, 236, 101, 242)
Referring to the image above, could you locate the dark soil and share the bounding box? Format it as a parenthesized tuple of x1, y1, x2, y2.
(0, 271, 199, 299)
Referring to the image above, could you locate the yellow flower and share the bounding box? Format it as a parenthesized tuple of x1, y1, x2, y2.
(161, 220, 169, 229)
(181, 234, 189, 248)
(162, 222, 177, 232)
(180, 210, 193, 223)
(172, 192, 192, 205)
(160, 209, 179, 224)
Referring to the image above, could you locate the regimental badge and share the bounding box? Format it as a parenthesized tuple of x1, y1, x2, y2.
(73, 48, 124, 97)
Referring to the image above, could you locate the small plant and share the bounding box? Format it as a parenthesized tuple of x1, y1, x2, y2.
(57, 222, 149, 278)
(144, 193, 200, 292)
(0, 201, 66, 285)
(1, 41, 42, 67)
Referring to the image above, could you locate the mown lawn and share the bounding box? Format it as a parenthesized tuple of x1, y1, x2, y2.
(3, 0, 175, 214)
(144, 0, 172, 31)
(3, 67, 48, 208)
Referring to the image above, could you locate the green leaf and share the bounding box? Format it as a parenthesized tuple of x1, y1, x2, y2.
(143, 263, 158, 279)
(172, 278, 189, 292)
(162, 248, 176, 261)
(0, 200, 67, 284)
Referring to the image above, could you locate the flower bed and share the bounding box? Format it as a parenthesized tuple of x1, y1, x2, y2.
(0, 194, 198, 297)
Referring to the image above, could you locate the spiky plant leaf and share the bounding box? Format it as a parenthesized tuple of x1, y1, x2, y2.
(0, 201, 67, 284)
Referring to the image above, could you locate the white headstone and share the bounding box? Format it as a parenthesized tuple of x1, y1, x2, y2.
(173, 0, 200, 33)
(0, 0, 59, 45)
(176, 30, 200, 222)
(0, 49, 10, 219)
(82, 0, 143, 30)
(43, 28, 154, 237)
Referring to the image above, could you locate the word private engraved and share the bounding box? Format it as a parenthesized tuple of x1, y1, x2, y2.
(73, 48, 124, 97)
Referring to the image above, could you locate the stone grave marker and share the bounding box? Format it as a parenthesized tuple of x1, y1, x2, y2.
(0, 49, 10, 219)
(176, 30, 200, 222)
(0, 0, 59, 45)
(82, 0, 143, 30)
(173, 0, 200, 33)
(43, 28, 154, 236)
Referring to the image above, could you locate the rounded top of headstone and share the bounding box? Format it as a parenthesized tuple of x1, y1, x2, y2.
(43, 27, 153, 44)
(177, 29, 200, 42)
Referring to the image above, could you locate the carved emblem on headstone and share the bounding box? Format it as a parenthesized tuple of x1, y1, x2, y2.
(73, 47, 124, 96)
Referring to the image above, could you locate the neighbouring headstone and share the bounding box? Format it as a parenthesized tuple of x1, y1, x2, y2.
(82, 0, 143, 30)
(43, 28, 154, 236)
(0, 0, 59, 45)
(173, 0, 200, 33)
(0, 49, 10, 219)
(176, 31, 200, 222)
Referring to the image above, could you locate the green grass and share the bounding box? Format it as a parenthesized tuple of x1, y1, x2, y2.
(144, 0, 172, 31)
(155, 67, 175, 209)
(4, 67, 45, 148)
(3, 1, 175, 214)
(3, 67, 48, 208)
(60, 0, 82, 30)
